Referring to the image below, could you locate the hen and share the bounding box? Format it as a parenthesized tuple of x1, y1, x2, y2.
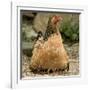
(30, 15, 69, 73)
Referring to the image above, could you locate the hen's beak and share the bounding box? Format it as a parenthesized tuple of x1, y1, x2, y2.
(58, 16, 63, 21)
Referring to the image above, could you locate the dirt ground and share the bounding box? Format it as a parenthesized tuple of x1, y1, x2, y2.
(21, 43, 79, 79)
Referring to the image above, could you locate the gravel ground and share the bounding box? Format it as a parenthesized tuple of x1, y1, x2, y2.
(21, 43, 79, 79)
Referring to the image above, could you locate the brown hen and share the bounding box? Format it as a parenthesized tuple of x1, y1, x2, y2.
(30, 15, 69, 73)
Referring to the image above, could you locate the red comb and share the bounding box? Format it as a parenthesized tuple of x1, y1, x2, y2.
(53, 15, 62, 20)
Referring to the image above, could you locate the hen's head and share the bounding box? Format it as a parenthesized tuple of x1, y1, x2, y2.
(51, 15, 62, 25)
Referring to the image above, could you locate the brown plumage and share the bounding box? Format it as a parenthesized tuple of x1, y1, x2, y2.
(44, 15, 62, 40)
(30, 15, 69, 73)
